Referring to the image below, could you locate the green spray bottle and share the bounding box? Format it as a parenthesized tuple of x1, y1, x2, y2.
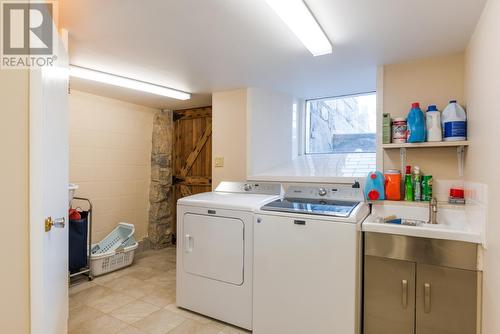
(413, 166, 422, 201)
(404, 165, 414, 201)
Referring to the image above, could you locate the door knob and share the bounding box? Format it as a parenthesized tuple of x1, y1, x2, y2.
(45, 217, 66, 232)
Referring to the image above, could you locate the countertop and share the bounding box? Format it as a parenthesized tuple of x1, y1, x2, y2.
(362, 201, 483, 244)
(247, 154, 375, 184)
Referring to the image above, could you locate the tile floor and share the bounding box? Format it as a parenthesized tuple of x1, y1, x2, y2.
(69, 247, 250, 334)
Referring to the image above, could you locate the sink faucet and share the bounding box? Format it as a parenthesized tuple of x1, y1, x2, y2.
(428, 198, 438, 224)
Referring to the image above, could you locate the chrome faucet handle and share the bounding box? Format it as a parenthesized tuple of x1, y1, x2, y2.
(428, 198, 438, 224)
(432, 198, 439, 212)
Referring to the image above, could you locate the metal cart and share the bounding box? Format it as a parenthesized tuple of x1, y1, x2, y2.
(69, 197, 93, 283)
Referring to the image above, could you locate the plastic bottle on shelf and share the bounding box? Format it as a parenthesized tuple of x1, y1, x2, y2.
(413, 166, 422, 201)
(442, 100, 467, 141)
(384, 170, 402, 201)
(364, 171, 385, 201)
(392, 118, 407, 143)
(404, 165, 414, 201)
(422, 175, 433, 201)
(426, 105, 442, 142)
(407, 102, 426, 143)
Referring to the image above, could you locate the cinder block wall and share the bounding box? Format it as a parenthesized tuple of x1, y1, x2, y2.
(69, 90, 157, 241)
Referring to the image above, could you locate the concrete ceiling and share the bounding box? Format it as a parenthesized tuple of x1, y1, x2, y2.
(61, 0, 486, 109)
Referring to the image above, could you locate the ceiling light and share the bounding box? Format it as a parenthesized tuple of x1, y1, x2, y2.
(69, 65, 191, 100)
(265, 0, 332, 56)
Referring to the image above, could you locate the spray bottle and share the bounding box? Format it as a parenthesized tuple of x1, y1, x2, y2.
(414, 166, 422, 201)
(404, 165, 414, 201)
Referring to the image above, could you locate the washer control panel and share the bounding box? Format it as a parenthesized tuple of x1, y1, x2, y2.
(286, 184, 365, 202)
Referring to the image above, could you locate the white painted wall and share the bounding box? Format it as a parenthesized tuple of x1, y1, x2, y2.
(212, 87, 301, 186)
(381, 53, 465, 179)
(212, 89, 248, 189)
(69, 90, 156, 241)
(465, 0, 500, 332)
(247, 88, 299, 176)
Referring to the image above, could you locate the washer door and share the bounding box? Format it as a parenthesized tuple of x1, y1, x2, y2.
(183, 213, 244, 285)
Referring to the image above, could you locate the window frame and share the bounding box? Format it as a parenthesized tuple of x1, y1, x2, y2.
(303, 91, 377, 155)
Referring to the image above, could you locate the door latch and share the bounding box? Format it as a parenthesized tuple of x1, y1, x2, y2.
(45, 217, 66, 232)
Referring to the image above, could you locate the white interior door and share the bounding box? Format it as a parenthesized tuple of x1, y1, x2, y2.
(30, 31, 70, 334)
(183, 213, 244, 285)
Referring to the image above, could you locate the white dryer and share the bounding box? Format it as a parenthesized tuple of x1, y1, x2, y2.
(176, 181, 283, 330)
(253, 184, 369, 334)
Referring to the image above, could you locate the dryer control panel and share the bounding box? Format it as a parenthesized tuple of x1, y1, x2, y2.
(215, 181, 284, 196)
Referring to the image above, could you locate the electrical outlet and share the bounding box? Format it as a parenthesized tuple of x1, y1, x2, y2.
(214, 157, 224, 168)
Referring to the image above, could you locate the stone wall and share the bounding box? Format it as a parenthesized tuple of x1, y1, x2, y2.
(146, 110, 174, 249)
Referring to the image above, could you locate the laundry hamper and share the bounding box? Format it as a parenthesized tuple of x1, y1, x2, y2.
(90, 223, 138, 276)
(69, 210, 89, 273)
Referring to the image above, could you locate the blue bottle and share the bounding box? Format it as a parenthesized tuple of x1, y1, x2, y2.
(364, 171, 385, 201)
(407, 102, 426, 142)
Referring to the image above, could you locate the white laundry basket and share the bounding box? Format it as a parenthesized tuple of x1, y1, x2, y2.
(90, 223, 138, 276)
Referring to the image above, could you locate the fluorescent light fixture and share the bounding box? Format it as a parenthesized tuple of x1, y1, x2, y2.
(265, 0, 332, 56)
(69, 65, 191, 100)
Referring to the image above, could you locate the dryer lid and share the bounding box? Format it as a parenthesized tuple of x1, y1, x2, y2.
(178, 192, 282, 211)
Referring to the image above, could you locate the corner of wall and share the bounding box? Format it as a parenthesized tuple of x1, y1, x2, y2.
(462, 0, 500, 332)
(212, 88, 249, 188)
(376, 66, 384, 171)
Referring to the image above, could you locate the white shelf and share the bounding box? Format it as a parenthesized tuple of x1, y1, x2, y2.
(368, 200, 466, 210)
(382, 141, 469, 177)
(382, 141, 469, 149)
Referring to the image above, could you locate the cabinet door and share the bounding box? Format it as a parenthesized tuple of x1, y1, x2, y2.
(416, 264, 478, 334)
(364, 256, 416, 334)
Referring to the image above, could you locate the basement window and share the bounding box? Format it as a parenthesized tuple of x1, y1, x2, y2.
(304, 92, 377, 175)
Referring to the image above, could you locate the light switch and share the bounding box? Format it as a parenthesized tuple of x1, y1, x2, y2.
(214, 157, 224, 168)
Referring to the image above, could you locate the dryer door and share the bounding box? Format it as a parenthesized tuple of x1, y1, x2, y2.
(183, 213, 244, 285)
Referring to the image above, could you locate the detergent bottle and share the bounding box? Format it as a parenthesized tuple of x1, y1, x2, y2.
(442, 100, 467, 141)
(407, 102, 426, 143)
(364, 171, 385, 201)
(426, 105, 442, 142)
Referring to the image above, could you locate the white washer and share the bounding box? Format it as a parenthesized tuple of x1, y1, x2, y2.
(253, 184, 369, 334)
(176, 181, 283, 330)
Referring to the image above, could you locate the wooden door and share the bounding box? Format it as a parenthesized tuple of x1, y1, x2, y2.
(173, 106, 212, 242)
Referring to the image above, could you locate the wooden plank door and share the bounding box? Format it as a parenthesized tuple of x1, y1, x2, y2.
(173, 106, 212, 242)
